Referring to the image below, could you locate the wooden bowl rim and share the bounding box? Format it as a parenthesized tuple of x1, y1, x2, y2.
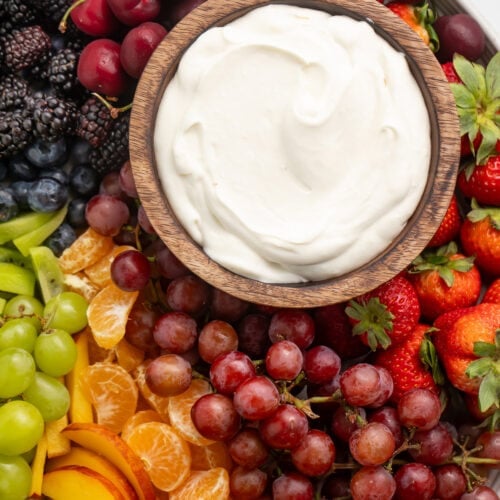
(129, 0, 460, 308)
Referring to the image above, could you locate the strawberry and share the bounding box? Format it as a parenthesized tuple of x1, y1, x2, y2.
(483, 279, 500, 304)
(441, 61, 461, 83)
(386, 1, 438, 51)
(449, 53, 500, 165)
(408, 242, 481, 321)
(313, 303, 369, 359)
(458, 155, 500, 207)
(375, 323, 441, 402)
(433, 303, 500, 397)
(346, 275, 420, 350)
(460, 201, 500, 277)
(426, 194, 462, 248)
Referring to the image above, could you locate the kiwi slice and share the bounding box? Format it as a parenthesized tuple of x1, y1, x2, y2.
(29, 246, 64, 304)
(13, 205, 68, 257)
(0, 262, 36, 296)
(0, 212, 55, 245)
(0, 247, 32, 269)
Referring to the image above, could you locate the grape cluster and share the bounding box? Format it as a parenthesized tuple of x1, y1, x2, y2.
(0, 291, 88, 499)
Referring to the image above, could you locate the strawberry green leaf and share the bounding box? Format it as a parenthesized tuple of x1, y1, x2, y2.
(420, 335, 445, 385)
(438, 267, 454, 287)
(478, 371, 499, 412)
(485, 52, 500, 100)
(473, 341, 497, 358)
(466, 357, 493, 378)
(476, 121, 499, 165)
(453, 54, 486, 99)
(450, 83, 476, 109)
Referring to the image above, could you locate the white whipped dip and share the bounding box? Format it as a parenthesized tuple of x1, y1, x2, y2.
(154, 4, 431, 283)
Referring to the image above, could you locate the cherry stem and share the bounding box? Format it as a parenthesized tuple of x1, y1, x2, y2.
(91, 93, 132, 118)
(59, 0, 86, 33)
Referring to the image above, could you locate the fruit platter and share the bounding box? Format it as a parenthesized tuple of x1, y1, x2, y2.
(0, 0, 499, 499)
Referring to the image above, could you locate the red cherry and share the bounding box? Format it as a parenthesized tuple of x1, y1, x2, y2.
(77, 39, 129, 97)
(62, 0, 120, 37)
(107, 0, 161, 26)
(120, 22, 167, 79)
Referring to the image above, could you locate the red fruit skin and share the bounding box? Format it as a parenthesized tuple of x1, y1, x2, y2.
(433, 303, 500, 394)
(120, 22, 167, 79)
(351, 275, 421, 347)
(107, 0, 161, 26)
(460, 216, 500, 277)
(441, 62, 461, 83)
(458, 156, 500, 207)
(375, 324, 438, 403)
(313, 303, 369, 359)
(426, 194, 461, 248)
(409, 254, 481, 321)
(483, 279, 500, 304)
(77, 39, 129, 97)
(70, 0, 120, 37)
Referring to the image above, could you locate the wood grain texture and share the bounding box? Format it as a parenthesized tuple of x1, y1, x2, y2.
(129, 0, 460, 308)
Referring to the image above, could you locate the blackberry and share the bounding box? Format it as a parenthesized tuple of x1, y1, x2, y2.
(0, 75, 29, 111)
(76, 96, 114, 148)
(48, 48, 80, 95)
(1, 0, 37, 28)
(89, 112, 130, 175)
(35, 0, 72, 25)
(0, 108, 33, 160)
(29, 94, 77, 142)
(1, 25, 51, 73)
(23, 50, 50, 82)
(64, 20, 92, 53)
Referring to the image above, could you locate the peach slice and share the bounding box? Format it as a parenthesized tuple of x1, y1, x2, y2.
(42, 465, 126, 500)
(46, 447, 137, 500)
(29, 433, 47, 498)
(61, 422, 155, 500)
(45, 415, 71, 458)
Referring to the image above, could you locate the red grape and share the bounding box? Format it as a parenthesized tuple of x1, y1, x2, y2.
(237, 313, 270, 359)
(397, 388, 441, 430)
(349, 422, 396, 466)
(155, 244, 189, 279)
(368, 406, 404, 448)
(350, 466, 396, 500)
(152, 311, 197, 354)
(340, 363, 382, 407)
(367, 366, 393, 408)
(290, 429, 335, 477)
(259, 404, 309, 449)
(269, 309, 315, 349)
(118, 160, 138, 198)
(145, 354, 191, 397)
(409, 423, 454, 465)
(265, 340, 303, 381)
(461, 485, 500, 499)
(331, 405, 365, 442)
(209, 351, 256, 395)
(191, 393, 241, 441)
(125, 301, 160, 356)
(85, 194, 130, 236)
(433, 464, 467, 500)
(166, 274, 210, 316)
(229, 466, 267, 500)
(228, 428, 269, 469)
(210, 289, 249, 323)
(476, 431, 500, 467)
(394, 463, 436, 500)
(233, 376, 280, 421)
(198, 320, 238, 364)
(303, 345, 340, 384)
(111, 249, 151, 291)
(272, 472, 314, 500)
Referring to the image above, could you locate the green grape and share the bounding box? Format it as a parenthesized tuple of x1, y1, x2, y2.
(3, 295, 43, 332)
(0, 400, 44, 455)
(34, 329, 77, 377)
(0, 318, 38, 353)
(0, 348, 36, 399)
(43, 291, 88, 334)
(0, 454, 32, 500)
(22, 372, 70, 422)
(20, 446, 36, 465)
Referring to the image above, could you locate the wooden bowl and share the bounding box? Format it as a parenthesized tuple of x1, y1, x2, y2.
(129, 0, 460, 308)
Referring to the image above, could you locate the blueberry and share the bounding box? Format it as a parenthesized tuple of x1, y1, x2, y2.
(51, 34, 66, 52)
(24, 138, 68, 169)
(0, 188, 19, 222)
(67, 197, 87, 228)
(44, 223, 76, 256)
(70, 164, 99, 196)
(70, 139, 92, 165)
(10, 181, 34, 210)
(27, 178, 69, 213)
(0, 161, 7, 182)
(8, 155, 38, 181)
(39, 169, 69, 185)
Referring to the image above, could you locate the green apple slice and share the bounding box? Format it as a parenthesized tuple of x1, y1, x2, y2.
(0, 212, 55, 245)
(0, 263, 35, 296)
(13, 205, 68, 257)
(29, 246, 64, 304)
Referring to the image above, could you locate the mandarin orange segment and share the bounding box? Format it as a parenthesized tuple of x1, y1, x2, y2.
(121, 410, 164, 442)
(123, 422, 191, 492)
(168, 468, 230, 500)
(80, 362, 139, 434)
(59, 227, 114, 274)
(87, 282, 139, 349)
(63, 272, 101, 302)
(84, 245, 135, 288)
(115, 338, 145, 372)
(133, 361, 170, 423)
(189, 441, 233, 472)
(168, 379, 215, 447)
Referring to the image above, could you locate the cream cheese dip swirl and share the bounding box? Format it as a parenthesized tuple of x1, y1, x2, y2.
(154, 4, 431, 283)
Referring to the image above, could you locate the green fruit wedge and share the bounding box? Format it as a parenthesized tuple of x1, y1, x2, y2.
(0, 263, 35, 296)
(13, 205, 68, 257)
(0, 212, 55, 245)
(0, 247, 32, 269)
(29, 246, 64, 304)
(0, 297, 6, 315)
